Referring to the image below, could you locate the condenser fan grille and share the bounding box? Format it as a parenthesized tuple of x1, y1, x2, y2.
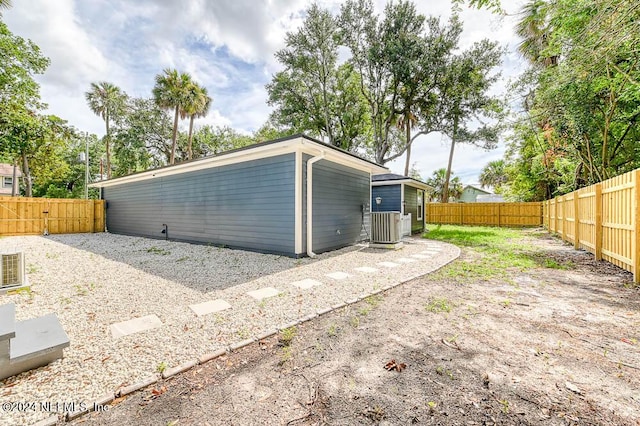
(1, 253, 23, 287)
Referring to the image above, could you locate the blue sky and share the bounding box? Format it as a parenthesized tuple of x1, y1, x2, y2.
(3, 0, 527, 185)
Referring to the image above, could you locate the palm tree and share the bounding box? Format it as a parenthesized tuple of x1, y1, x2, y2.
(479, 159, 507, 191)
(182, 83, 212, 160)
(152, 69, 193, 165)
(85, 82, 126, 179)
(426, 168, 464, 202)
(0, 0, 12, 9)
(515, 0, 557, 67)
(449, 176, 464, 201)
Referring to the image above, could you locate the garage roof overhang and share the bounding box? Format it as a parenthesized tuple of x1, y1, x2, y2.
(89, 135, 388, 188)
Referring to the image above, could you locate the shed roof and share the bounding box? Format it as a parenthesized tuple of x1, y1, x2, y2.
(462, 184, 492, 194)
(0, 163, 22, 177)
(90, 134, 388, 188)
(371, 173, 432, 191)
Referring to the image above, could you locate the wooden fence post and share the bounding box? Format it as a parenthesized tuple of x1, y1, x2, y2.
(498, 203, 502, 227)
(573, 192, 580, 249)
(634, 170, 640, 283)
(549, 200, 552, 231)
(545, 200, 548, 229)
(595, 183, 603, 261)
(90, 200, 96, 233)
(560, 195, 567, 241)
(553, 199, 557, 233)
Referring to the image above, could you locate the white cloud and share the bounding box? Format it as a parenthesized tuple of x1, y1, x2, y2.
(387, 133, 507, 184)
(3, 0, 527, 180)
(4, 0, 112, 89)
(195, 109, 233, 129)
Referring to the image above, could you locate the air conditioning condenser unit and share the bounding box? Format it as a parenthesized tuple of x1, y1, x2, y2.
(370, 212, 402, 245)
(1, 252, 25, 289)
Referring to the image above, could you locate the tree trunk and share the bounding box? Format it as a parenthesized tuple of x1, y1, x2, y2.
(187, 115, 195, 160)
(403, 121, 411, 176)
(11, 160, 17, 197)
(170, 106, 179, 164)
(442, 116, 458, 203)
(22, 153, 32, 197)
(105, 115, 112, 179)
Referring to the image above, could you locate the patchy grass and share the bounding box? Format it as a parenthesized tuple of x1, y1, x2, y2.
(236, 327, 251, 339)
(435, 365, 455, 380)
(350, 316, 360, 328)
(146, 246, 171, 255)
(327, 323, 339, 337)
(424, 225, 525, 249)
(364, 294, 383, 307)
(424, 225, 572, 282)
(358, 306, 372, 316)
(539, 257, 572, 270)
(278, 327, 297, 366)
(279, 327, 296, 347)
(425, 298, 452, 313)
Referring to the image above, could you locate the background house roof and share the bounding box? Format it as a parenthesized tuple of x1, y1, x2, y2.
(0, 164, 22, 177)
(462, 184, 491, 194)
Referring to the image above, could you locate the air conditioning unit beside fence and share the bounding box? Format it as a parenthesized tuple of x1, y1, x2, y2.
(1, 251, 25, 289)
(370, 212, 402, 244)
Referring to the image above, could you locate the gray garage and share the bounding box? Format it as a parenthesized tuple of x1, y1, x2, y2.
(90, 135, 388, 257)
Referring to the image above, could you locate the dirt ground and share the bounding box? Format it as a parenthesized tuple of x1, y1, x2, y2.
(73, 230, 640, 426)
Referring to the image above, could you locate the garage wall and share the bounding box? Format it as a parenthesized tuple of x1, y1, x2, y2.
(103, 154, 296, 255)
(302, 156, 371, 254)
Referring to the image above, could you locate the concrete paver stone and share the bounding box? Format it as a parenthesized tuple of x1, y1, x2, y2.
(354, 266, 379, 273)
(246, 287, 280, 300)
(189, 299, 232, 317)
(325, 272, 351, 280)
(411, 254, 430, 259)
(110, 315, 163, 339)
(378, 261, 400, 268)
(291, 279, 323, 289)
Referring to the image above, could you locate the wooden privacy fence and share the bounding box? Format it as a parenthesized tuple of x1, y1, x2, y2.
(0, 197, 105, 235)
(426, 202, 543, 227)
(543, 169, 640, 283)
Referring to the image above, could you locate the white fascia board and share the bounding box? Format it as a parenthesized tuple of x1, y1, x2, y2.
(89, 138, 303, 188)
(299, 141, 388, 175)
(372, 179, 431, 191)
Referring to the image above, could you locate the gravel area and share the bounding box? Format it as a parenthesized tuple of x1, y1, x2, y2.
(0, 233, 459, 425)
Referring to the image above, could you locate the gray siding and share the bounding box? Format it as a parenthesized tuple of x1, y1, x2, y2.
(404, 184, 425, 233)
(302, 156, 370, 254)
(104, 154, 296, 255)
(371, 185, 401, 212)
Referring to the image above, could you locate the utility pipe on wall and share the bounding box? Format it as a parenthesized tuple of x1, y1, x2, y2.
(306, 151, 326, 257)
